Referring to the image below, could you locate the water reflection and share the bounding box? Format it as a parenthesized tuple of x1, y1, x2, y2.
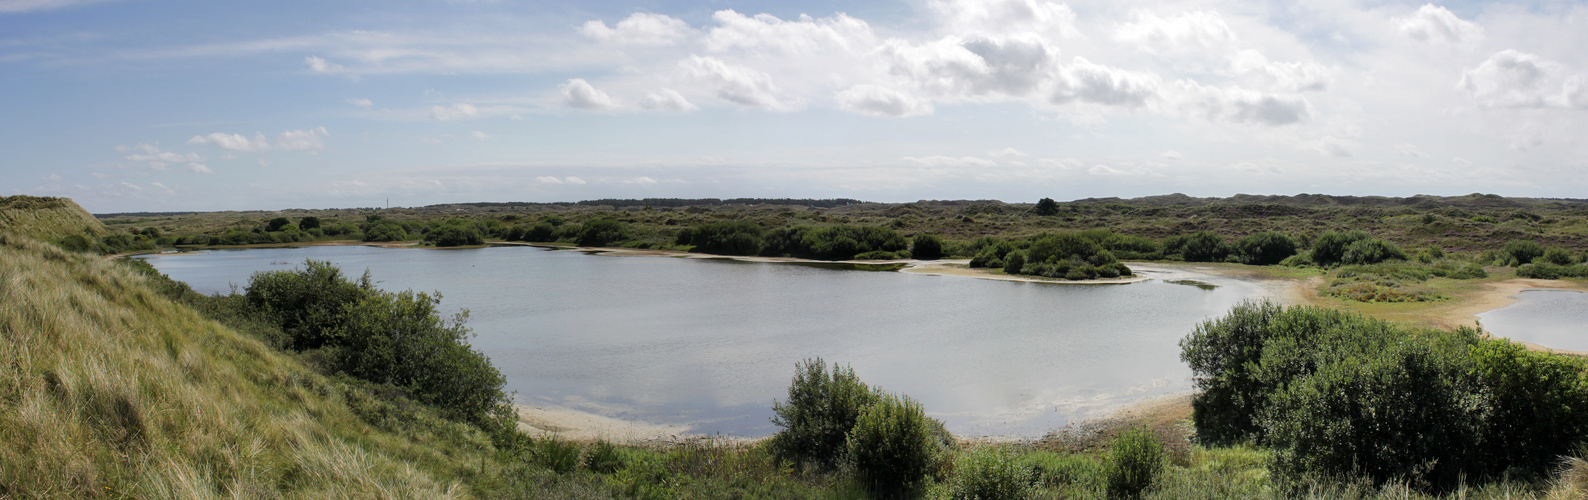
(139, 246, 1262, 437)
(1477, 289, 1588, 351)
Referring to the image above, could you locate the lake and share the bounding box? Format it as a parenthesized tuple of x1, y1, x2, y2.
(1478, 289, 1588, 351)
(138, 245, 1266, 438)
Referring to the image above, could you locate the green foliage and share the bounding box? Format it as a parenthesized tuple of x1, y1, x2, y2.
(968, 239, 1015, 268)
(423, 218, 485, 247)
(1003, 250, 1026, 274)
(949, 446, 1032, 500)
(1108, 428, 1166, 499)
(1182, 301, 1588, 492)
(1034, 197, 1061, 216)
(675, 221, 764, 255)
(575, 218, 630, 247)
(245, 260, 371, 350)
(912, 234, 945, 260)
(1309, 230, 1372, 267)
(1502, 240, 1546, 267)
(769, 358, 880, 470)
(1021, 451, 1105, 489)
(761, 224, 907, 260)
(1235, 232, 1298, 265)
(1541, 246, 1574, 265)
(522, 222, 557, 242)
(1340, 238, 1406, 265)
(1517, 262, 1588, 279)
(1164, 231, 1231, 262)
(335, 288, 513, 431)
(265, 217, 292, 232)
(298, 216, 321, 230)
(362, 221, 408, 242)
(533, 436, 584, 474)
(586, 440, 627, 474)
(847, 393, 941, 497)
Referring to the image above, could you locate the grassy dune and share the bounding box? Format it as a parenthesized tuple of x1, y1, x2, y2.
(0, 196, 106, 242)
(0, 233, 495, 498)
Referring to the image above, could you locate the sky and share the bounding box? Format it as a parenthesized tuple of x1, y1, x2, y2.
(2, 0, 1586, 213)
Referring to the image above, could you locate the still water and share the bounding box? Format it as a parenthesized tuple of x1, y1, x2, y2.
(1478, 289, 1588, 351)
(139, 245, 1264, 437)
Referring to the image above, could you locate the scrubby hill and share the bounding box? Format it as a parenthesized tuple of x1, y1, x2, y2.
(0, 196, 106, 241)
(0, 234, 499, 497)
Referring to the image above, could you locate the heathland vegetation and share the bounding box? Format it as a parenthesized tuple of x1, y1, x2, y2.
(10, 194, 1588, 497)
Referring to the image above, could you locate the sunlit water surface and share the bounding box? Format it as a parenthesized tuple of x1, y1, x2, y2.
(140, 246, 1264, 437)
(1478, 289, 1588, 351)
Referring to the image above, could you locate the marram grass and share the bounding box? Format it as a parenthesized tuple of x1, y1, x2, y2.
(0, 233, 471, 498)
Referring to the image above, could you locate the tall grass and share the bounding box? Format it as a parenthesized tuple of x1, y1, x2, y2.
(0, 234, 472, 497)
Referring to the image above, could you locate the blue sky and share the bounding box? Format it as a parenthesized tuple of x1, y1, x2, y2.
(3, 0, 1586, 212)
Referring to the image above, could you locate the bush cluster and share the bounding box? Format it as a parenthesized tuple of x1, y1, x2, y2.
(1181, 301, 1588, 491)
(245, 260, 514, 432)
(769, 358, 953, 496)
(968, 232, 1135, 280)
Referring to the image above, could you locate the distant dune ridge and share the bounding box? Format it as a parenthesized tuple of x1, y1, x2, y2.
(0, 195, 106, 241)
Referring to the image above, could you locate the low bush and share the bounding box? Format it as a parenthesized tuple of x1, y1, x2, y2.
(1340, 238, 1406, 265)
(675, 221, 763, 255)
(1021, 451, 1104, 488)
(1502, 240, 1547, 266)
(768, 358, 880, 470)
(1517, 262, 1588, 279)
(1164, 231, 1231, 262)
(1309, 230, 1372, 267)
(1235, 231, 1298, 265)
(424, 219, 485, 247)
(911, 234, 944, 260)
(576, 218, 630, 247)
(847, 393, 941, 497)
(1108, 427, 1166, 498)
(245, 260, 371, 350)
(949, 446, 1031, 500)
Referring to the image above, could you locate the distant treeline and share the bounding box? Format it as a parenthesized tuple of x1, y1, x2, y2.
(575, 198, 865, 208)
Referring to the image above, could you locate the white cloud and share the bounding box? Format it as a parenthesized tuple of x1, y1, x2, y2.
(901, 156, 996, 167)
(123, 144, 203, 165)
(119, 182, 141, 191)
(624, 176, 659, 184)
(187, 132, 269, 152)
(560, 78, 619, 110)
(1305, 136, 1354, 157)
(1172, 81, 1312, 125)
(580, 12, 695, 46)
(149, 181, 174, 195)
(471, 131, 490, 141)
(1397, 4, 1482, 44)
(43, 173, 63, 182)
(930, 0, 1079, 39)
(536, 176, 563, 184)
(564, 176, 587, 185)
(679, 55, 798, 110)
(1050, 57, 1161, 108)
(430, 103, 479, 121)
(346, 97, 373, 107)
(275, 127, 328, 151)
(989, 147, 1026, 158)
(883, 34, 1056, 99)
(1114, 10, 1239, 56)
(640, 88, 698, 112)
(1160, 150, 1183, 159)
(1458, 50, 1587, 108)
(186, 163, 212, 174)
(704, 10, 877, 56)
(835, 84, 933, 117)
(304, 55, 345, 74)
(1230, 50, 1331, 92)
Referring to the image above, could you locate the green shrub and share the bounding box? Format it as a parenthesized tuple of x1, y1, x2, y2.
(760, 225, 907, 260)
(362, 221, 408, 242)
(424, 219, 485, 247)
(245, 260, 372, 350)
(911, 234, 944, 260)
(1542, 246, 1574, 265)
(847, 393, 941, 497)
(1164, 231, 1230, 262)
(576, 219, 630, 247)
(675, 221, 764, 255)
(1340, 238, 1406, 265)
(586, 440, 627, 474)
(969, 240, 1014, 268)
(535, 436, 583, 473)
(1003, 251, 1026, 274)
(1235, 231, 1298, 265)
(769, 358, 880, 470)
(1309, 230, 1371, 267)
(949, 446, 1031, 500)
(1034, 197, 1060, 216)
(298, 216, 321, 230)
(1516, 262, 1588, 279)
(334, 288, 513, 431)
(1021, 451, 1104, 488)
(1502, 240, 1546, 267)
(1108, 428, 1166, 498)
(523, 222, 557, 242)
(853, 250, 905, 260)
(1469, 340, 1588, 477)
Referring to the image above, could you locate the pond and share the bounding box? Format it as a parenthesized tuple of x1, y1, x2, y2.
(1477, 289, 1588, 352)
(138, 245, 1265, 438)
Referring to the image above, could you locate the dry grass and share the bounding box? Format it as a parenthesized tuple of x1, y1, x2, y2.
(0, 233, 473, 498)
(0, 196, 106, 242)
